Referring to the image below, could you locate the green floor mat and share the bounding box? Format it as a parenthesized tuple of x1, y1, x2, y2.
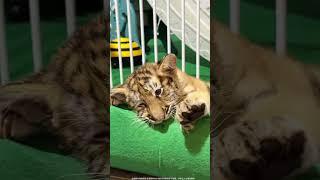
(110, 106, 210, 179)
(0, 140, 89, 180)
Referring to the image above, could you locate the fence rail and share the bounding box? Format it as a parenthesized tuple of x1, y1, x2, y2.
(29, 0, 42, 72)
(229, 0, 287, 55)
(0, 0, 287, 86)
(110, 0, 204, 87)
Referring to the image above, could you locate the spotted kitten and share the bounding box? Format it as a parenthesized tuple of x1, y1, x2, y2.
(0, 15, 109, 179)
(111, 54, 210, 132)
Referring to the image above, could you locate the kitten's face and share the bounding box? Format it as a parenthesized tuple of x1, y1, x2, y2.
(111, 54, 184, 124)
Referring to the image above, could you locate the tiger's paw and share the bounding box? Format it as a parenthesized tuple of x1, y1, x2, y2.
(214, 117, 319, 180)
(176, 100, 206, 133)
(229, 132, 306, 180)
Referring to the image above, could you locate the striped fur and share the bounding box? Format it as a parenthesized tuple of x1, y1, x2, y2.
(0, 15, 108, 179)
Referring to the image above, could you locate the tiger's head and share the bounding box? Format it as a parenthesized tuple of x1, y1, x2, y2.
(110, 54, 185, 124)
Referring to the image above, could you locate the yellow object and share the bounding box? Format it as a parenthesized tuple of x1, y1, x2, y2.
(110, 37, 142, 58)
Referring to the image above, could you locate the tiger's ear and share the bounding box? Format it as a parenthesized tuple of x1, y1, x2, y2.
(110, 85, 128, 106)
(159, 53, 177, 74)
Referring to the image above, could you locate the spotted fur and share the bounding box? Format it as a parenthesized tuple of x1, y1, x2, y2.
(0, 15, 108, 179)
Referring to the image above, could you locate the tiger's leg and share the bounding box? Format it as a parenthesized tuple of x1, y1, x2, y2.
(0, 96, 53, 142)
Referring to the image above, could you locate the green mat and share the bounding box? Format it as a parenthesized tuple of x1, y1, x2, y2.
(0, 140, 88, 180)
(110, 107, 210, 179)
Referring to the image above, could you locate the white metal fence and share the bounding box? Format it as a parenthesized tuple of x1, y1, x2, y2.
(0, 0, 108, 85)
(110, 0, 206, 89)
(0, 0, 287, 86)
(229, 0, 287, 55)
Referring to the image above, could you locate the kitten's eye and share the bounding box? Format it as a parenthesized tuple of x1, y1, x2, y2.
(155, 88, 162, 96)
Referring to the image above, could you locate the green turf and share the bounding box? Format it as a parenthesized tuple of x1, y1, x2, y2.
(110, 107, 210, 179)
(0, 140, 89, 180)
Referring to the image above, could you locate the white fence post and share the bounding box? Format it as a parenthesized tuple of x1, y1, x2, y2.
(230, 0, 240, 33)
(181, 0, 185, 72)
(167, 0, 171, 54)
(126, 0, 134, 73)
(139, 0, 146, 65)
(114, 0, 124, 84)
(110, 56, 113, 89)
(0, 0, 8, 84)
(152, 0, 158, 63)
(29, 0, 43, 72)
(65, 0, 76, 37)
(276, 0, 287, 56)
(103, 0, 109, 14)
(196, 0, 200, 79)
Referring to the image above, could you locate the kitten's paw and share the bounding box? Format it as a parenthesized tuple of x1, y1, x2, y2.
(110, 86, 127, 106)
(229, 132, 305, 180)
(176, 101, 206, 133)
(0, 97, 52, 140)
(214, 117, 318, 180)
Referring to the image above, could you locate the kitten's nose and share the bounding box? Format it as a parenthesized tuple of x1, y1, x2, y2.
(146, 97, 165, 121)
(149, 106, 165, 121)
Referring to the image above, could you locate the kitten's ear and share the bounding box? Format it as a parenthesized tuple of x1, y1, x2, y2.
(110, 85, 128, 106)
(159, 54, 177, 74)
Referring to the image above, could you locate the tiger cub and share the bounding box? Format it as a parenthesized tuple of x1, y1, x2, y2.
(0, 15, 108, 179)
(111, 54, 210, 132)
(213, 19, 320, 180)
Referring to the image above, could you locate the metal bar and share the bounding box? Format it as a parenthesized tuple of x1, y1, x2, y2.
(167, 0, 171, 54)
(153, 0, 158, 63)
(103, 0, 108, 14)
(0, 0, 8, 84)
(114, 0, 123, 84)
(107, 0, 111, 89)
(126, 0, 134, 73)
(276, 0, 287, 56)
(110, 56, 113, 89)
(139, 0, 146, 64)
(29, 0, 42, 72)
(181, 0, 185, 72)
(229, 0, 240, 33)
(65, 0, 76, 36)
(196, 0, 200, 79)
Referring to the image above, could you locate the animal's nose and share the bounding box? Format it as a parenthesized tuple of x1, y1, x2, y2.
(149, 108, 165, 121)
(155, 88, 162, 96)
(146, 97, 165, 122)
